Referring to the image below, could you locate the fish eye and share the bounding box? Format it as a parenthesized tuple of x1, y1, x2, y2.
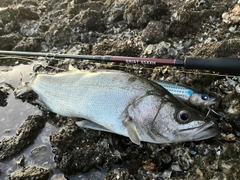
(201, 94, 209, 100)
(177, 110, 191, 123)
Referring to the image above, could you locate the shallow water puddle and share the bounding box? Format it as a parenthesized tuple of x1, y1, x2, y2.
(0, 61, 64, 179)
(0, 122, 58, 179)
(0, 61, 106, 179)
(0, 62, 42, 138)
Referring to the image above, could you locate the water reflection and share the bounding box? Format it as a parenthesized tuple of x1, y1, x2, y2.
(0, 61, 58, 179)
(0, 122, 58, 180)
(0, 60, 103, 179)
(0, 62, 42, 138)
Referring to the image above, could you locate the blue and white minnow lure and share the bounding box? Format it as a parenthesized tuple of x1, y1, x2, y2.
(155, 80, 217, 109)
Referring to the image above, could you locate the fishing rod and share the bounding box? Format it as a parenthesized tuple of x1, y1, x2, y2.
(0, 50, 239, 75)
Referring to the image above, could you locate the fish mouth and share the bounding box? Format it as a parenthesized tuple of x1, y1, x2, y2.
(179, 121, 219, 142)
(203, 97, 218, 108)
(192, 121, 219, 141)
(205, 96, 222, 109)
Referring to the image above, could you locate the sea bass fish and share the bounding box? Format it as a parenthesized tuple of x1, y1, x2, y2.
(14, 69, 219, 145)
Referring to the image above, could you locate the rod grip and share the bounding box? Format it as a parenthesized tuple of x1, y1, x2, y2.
(184, 57, 240, 75)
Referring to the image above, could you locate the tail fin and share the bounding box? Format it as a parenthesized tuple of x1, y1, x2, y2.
(14, 82, 31, 97)
(14, 73, 38, 97)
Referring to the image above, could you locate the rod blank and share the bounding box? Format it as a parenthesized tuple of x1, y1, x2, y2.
(0, 50, 239, 75)
(0, 50, 180, 66)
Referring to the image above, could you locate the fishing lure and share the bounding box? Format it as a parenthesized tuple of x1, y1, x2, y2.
(155, 80, 217, 109)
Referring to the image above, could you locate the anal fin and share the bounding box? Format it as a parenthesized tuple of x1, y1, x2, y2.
(76, 120, 112, 133)
(34, 98, 51, 111)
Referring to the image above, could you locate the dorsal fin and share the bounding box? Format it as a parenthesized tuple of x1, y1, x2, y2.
(68, 64, 80, 71)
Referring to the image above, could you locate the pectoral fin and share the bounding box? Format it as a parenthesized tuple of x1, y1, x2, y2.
(76, 120, 112, 133)
(123, 116, 140, 145)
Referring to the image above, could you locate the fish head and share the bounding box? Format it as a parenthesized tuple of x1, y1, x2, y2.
(188, 93, 218, 109)
(128, 91, 219, 144)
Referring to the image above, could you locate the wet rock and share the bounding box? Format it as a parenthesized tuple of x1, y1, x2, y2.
(30, 145, 49, 163)
(105, 0, 126, 24)
(17, 5, 39, 20)
(141, 21, 167, 44)
(0, 115, 47, 161)
(44, 19, 73, 47)
(9, 166, 51, 180)
(235, 84, 240, 93)
(0, 0, 13, 7)
(50, 121, 116, 174)
(187, 150, 217, 178)
(13, 37, 43, 51)
(51, 173, 66, 180)
(193, 38, 240, 58)
(104, 168, 135, 180)
(0, 90, 8, 107)
(221, 133, 236, 142)
(0, 6, 18, 24)
(0, 84, 9, 107)
(92, 39, 142, 57)
(220, 141, 240, 160)
(169, 10, 221, 37)
(67, 1, 104, 19)
(44, 8, 104, 47)
(171, 11, 190, 23)
(2, 21, 20, 35)
(22, 0, 39, 7)
(142, 41, 175, 58)
(74, 0, 88, 3)
(74, 8, 105, 31)
(0, 33, 22, 50)
(123, 0, 169, 27)
(20, 20, 45, 37)
(171, 148, 194, 171)
(218, 160, 240, 178)
(0, 7, 20, 34)
(143, 161, 156, 171)
(0, 28, 4, 36)
(222, 4, 240, 24)
(16, 155, 25, 167)
(0, 5, 39, 29)
(193, 142, 218, 167)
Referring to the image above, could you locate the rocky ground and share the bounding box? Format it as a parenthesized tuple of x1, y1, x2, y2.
(1, 0, 240, 179)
